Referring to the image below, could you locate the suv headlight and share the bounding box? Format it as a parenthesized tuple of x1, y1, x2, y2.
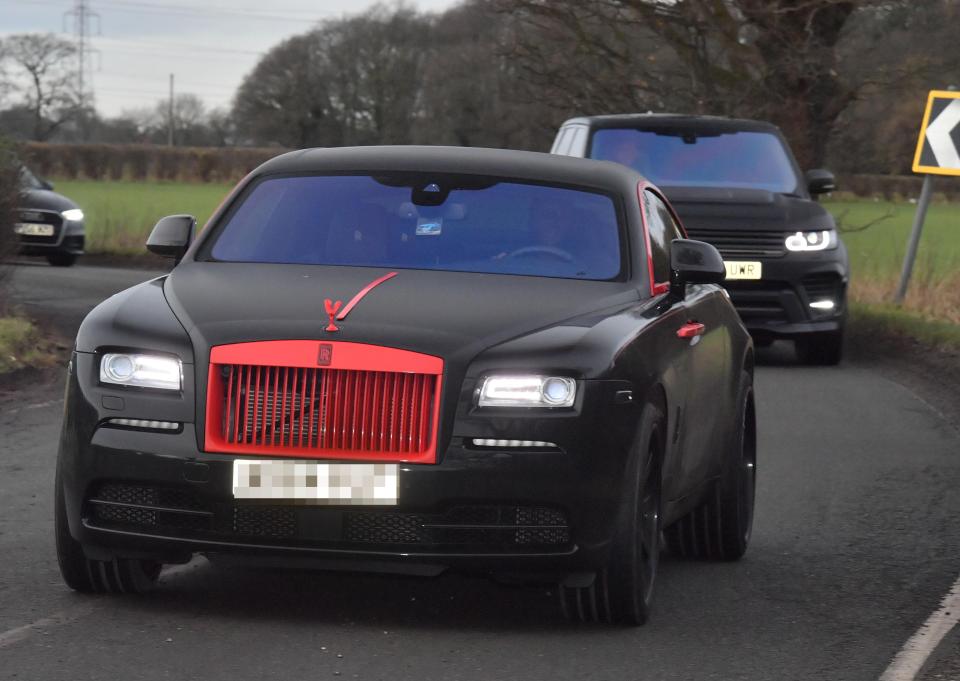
(785, 230, 836, 252)
(61, 208, 84, 222)
(478, 375, 576, 408)
(100, 352, 182, 390)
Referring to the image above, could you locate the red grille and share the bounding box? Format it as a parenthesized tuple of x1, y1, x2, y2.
(205, 341, 443, 463)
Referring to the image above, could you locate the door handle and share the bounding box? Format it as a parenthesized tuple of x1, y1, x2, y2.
(677, 322, 705, 339)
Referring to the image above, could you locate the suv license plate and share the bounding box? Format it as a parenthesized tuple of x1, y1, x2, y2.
(14, 222, 54, 237)
(232, 460, 398, 505)
(724, 261, 762, 280)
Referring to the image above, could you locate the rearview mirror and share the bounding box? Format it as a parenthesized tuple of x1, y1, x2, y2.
(805, 169, 836, 195)
(670, 239, 725, 293)
(147, 214, 196, 261)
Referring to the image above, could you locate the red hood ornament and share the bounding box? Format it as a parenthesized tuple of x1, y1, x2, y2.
(323, 272, 398, 333)
(324, 299, 343, 332)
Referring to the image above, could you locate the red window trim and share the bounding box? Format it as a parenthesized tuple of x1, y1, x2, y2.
(637, 181, 671, 297)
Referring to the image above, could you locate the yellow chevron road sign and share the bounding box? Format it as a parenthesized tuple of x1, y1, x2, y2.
(913, 90, 960, 176)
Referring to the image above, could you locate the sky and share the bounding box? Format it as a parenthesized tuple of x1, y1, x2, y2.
(1, 0, 458, 117)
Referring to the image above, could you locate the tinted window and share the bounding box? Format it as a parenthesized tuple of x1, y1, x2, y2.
(210, 175, 622, 281)
(643, 191, 672, 284)
(590, 128, 800, 193)
(19, 166, 42, 190)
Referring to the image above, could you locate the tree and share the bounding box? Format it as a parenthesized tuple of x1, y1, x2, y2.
(232, 4, 430, 148)
(232, 32, 340, 148)
(496, 0, 937, 169)
(0, 34, 79, 141)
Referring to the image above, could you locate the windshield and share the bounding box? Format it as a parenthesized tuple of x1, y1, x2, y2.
(19, 166, 43, 190)
(208, 174, 622, 280)
(589, 128, 800, 193)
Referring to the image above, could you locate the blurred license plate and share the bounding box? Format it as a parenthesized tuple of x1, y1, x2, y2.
(724, 261, 762, 280)
(14, 222, 54, 237)
(232, 460, 398, 505)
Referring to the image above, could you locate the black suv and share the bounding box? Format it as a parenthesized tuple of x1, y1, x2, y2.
(552, 114, 848, 364)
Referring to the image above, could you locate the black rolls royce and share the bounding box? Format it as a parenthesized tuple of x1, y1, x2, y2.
(56, 146, 756, 625)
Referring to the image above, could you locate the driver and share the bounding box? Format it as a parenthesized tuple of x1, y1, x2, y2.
(494, 201, 576, 261)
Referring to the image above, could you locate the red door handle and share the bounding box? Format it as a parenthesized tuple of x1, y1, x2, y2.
(677, 322, 705, 339)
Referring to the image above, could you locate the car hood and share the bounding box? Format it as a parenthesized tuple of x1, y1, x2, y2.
(660, 186, 834, 232)
(19, 188, 79, 214)
(164, 261, 638, 366)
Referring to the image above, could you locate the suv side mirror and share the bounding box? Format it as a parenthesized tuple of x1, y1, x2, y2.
(805, 169, 836, 195)
(40, 178, 54, 191)
(147, 214, 196, 261)
(670, 239, 725, 294)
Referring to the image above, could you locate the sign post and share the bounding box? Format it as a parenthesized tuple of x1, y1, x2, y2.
(896, 88, 960, 303)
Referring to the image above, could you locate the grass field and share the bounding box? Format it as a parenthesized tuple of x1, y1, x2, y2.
(54, 180, 233, 255)
(50, 179, 960, 326)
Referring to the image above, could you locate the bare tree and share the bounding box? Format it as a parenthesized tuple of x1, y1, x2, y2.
(1, 34, 79, 141)
(496, 0, 932, 168)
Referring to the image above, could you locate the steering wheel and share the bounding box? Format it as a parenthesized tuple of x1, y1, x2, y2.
(506, 245, 574, 262)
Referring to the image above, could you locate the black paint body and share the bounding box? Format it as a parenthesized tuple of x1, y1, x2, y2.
(58, 146, 752, 579)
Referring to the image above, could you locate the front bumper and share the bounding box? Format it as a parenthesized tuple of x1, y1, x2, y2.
(59, 358, 639, 577)
(723, 247, 848, 339)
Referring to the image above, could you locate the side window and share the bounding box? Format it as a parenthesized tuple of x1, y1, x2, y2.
(643, 190, 672, 286)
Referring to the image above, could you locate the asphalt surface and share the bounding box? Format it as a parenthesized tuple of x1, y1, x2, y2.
(2, 261, 959, 681)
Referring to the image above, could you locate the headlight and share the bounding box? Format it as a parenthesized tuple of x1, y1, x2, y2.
(785, 230, 835, 252)
(478, 375, 576, 408)
(100, 353, 182, 390)
(61, 208, 84, 222)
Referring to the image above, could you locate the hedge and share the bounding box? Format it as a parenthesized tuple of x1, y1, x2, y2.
(17, 143, 960, 200)
(20, 143, 286, 184)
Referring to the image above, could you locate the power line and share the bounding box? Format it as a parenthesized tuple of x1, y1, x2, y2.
(63, 0, 101, 112)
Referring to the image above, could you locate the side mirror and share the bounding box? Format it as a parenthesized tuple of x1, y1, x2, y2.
(40, 178, 54, 191)
(147, 214, 196, 261)
(805, 169, 836, 195)
(670, 239, 725, 295)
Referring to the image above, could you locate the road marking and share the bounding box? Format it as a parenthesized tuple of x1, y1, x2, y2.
(0, 604, 98, 649)
(879, 574, 960, 681)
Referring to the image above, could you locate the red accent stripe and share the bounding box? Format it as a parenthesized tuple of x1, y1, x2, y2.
(637, 181, 671, 297)
(336, 272, 398, 321)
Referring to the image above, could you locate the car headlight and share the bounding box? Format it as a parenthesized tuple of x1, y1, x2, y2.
(100, 352, 182, 390)
(61, 208, 84, 222)
(478, 375, 576, 408)
(785, 230, 835, 252)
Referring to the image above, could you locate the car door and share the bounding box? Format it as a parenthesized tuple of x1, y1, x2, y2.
(645, 189, 731, 488)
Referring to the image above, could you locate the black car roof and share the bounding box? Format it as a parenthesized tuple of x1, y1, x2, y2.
(560, 113, 782, 134)
(254, 145, 644, 195)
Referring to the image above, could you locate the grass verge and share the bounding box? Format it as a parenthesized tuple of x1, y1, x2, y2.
(848, 302, 960, 353)
(0, 315, 64, 375)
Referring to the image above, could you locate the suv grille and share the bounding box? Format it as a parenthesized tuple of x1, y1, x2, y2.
(16, 209, 63, 245)
(684, 228, 786, 258)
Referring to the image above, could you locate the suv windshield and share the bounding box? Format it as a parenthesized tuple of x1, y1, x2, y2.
(589, 128, 800, 193)
(19, 166, 43, 190)
(209, 174, 622, 280)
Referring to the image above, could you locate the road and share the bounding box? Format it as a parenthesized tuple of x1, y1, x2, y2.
(2, 262, 958, 681)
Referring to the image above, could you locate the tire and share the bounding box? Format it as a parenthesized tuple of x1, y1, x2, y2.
(795, 329, 843, 366)
(664, 371, 756, 562)
(55, 469, 161, 594)
(559, 402, 664, 625)
(46, 253, 77, 267)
